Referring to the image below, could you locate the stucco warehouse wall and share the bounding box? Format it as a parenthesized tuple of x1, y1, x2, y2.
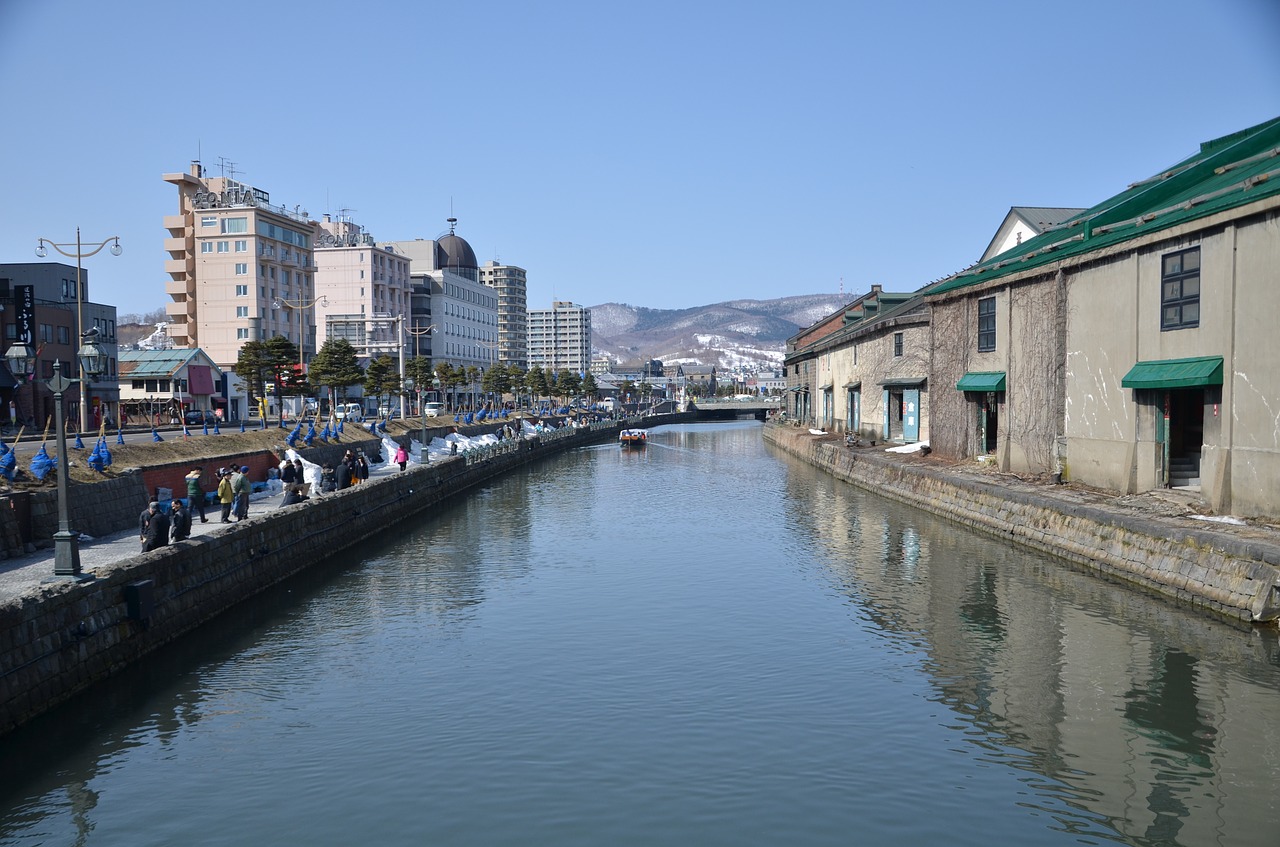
(763, 425, 1280, 625)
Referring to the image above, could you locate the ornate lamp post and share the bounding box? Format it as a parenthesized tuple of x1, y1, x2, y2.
(3, 330, 105, 577)
(271, 295, 327, 420)
(35, 230, 121, 432)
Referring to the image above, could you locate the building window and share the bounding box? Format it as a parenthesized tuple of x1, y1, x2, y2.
(235, 240, 248, 252)
(236, 328, 249, 340)
(201, 242, 213, 254)
(236, 306, 249, 317)
(57, 326, 70, 344)
(236, 284, 249, 296)
(217, 241, 229, 253)
(1161, 247, 1200, 330)
(977, 296, 996, 351)
(893, 332, 904, 357)
(201, 216, 216, 227)
(221, 217, 248, 234)
(235, 263, 248, 275)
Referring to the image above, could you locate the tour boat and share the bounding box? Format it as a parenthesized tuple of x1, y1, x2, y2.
(619, 428, 648, 448)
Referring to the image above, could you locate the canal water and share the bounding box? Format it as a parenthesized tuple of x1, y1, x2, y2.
(2, 421, 1278, 846)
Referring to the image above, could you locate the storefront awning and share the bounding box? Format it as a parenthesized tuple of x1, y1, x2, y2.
(1121, 356, 1223, 390)
(879, 377, 926, 388)
(844, 381, 861, 390)
(956, 371, 1006, 392)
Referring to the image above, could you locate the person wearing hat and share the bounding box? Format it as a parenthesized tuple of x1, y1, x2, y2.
(170, 498, 192, 542)
(217, 468, 235, 523)
(184, 466, 209, 523)
(139, 501, 171, 553)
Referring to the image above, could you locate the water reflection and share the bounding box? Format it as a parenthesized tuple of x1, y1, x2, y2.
(0, 423, 1277, 846)
(775, 440, 1280, 846)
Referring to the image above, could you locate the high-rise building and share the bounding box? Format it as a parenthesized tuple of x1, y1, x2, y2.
(479, 261, 527, 370)
(162, 162, 318, 418)
(527, 301, 592, 375)
(313, 214, 413, 367)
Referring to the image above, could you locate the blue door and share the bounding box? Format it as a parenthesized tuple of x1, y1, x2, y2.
(903, 389, 920, 442)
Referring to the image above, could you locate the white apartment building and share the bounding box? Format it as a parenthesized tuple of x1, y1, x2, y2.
(313, 215, 413, 368)
(163, 162, 318, 419)
(479, 261, 527, 370)
(527, 301, 592, 375)
(383, 223, 497, 377)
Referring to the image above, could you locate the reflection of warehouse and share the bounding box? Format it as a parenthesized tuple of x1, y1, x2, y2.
(803, 481, 1272, 846)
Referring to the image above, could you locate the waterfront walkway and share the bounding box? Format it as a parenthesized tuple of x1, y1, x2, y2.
(0, 459, 407, 601)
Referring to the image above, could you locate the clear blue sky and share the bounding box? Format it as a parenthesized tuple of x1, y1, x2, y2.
(1, 0, 1277, 320)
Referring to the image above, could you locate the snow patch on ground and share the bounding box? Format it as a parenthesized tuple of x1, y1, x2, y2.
(885, 441, 930, 454)
(1190, 514, 1248, 526)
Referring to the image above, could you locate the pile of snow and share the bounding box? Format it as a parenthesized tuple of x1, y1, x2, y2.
(885, 441, 930, 454)
(1190, 514, 1247, 526)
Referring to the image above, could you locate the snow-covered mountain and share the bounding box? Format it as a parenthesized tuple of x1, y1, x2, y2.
(591, 294, 849, 371)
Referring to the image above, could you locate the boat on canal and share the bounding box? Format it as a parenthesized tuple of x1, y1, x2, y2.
(619, 428, 648, 448)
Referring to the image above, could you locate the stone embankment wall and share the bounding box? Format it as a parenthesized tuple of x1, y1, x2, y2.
(763, 425, 1280, 624)
(0, 415, 687, 735)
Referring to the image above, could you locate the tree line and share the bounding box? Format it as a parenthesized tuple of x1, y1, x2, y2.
(234, 336, 601, 413)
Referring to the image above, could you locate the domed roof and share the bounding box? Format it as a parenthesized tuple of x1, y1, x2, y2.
(436, 233, 478, 270)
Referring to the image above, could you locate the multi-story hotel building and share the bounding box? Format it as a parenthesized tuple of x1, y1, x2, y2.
(313, 214, 413, 368)
(479, 261, 527, 370)
(527, 301, 592, 375)
(162, 162, 318, 418)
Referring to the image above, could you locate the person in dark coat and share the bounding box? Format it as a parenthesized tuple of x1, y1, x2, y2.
(170, 500, 192, 542)
(139, 502, 171, 553)
(280, 459, 297, 487)
(335, 459, 352, 490)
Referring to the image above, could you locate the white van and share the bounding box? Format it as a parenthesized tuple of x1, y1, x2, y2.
(423, 402, 446, 417)
(334, 402, 364, 421)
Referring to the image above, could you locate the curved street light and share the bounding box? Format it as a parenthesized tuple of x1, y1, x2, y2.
(272, 295, 327, 420)
(35, 229, 121, 432)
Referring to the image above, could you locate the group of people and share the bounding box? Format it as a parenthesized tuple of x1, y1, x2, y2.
(138, 499, 193, 552)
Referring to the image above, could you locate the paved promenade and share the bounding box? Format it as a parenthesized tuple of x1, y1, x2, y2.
(0, 459, 406, 601)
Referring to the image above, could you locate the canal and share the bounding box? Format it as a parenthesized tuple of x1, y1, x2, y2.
(1, 421, 1278, 846)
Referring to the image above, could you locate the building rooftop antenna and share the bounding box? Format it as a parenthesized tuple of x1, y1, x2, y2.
(217, 157, 243, 182)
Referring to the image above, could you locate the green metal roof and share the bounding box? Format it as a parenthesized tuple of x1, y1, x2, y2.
(1120, 356, 1223, 390)
(956, 371, 1006, 392)
(118, 348, 206, 378)
(930, 116, 1280, 296)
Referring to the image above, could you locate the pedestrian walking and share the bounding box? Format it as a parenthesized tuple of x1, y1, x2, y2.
(217, 468, 235, 523)
(170, 499, 192, 542)
(233, 465, 252, 520)
(139, 501, 171, 553)
(184, 466, 209, 523)
(335, 458, 352, 490)
(394, 443, 408, 471)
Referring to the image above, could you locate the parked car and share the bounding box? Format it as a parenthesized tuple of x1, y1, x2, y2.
(183, 410, 218, 426)
(423, 402, 445, 417)
(334, 402, 365, 421)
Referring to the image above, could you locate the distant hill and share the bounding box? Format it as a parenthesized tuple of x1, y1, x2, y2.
(124, 293, 850, 371)
(591, 294, 848, 371)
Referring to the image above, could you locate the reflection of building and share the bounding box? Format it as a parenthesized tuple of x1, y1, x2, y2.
(803, 471, 1271, 846)
(162, 161, 318, 419)
(480, 261, 528, 370)
(0, 263, 119, 427)
(118, 348, 224, 422)
(527, 301, 591, 374)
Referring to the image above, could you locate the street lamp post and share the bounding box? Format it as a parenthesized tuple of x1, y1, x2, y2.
(271, 295, 327, 419)
(36, 230, 121, 432)
(4, 330, 105, 577)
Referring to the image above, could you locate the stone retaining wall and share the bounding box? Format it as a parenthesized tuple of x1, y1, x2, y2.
(763, 425, 1280, 624)
(0, 415, 686, 735)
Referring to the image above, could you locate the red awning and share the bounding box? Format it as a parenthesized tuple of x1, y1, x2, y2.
(187, 365, 216, 395)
